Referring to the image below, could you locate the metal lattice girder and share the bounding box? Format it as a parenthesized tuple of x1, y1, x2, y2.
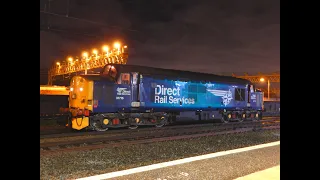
(48, 46, 128, 85)
(232, 73, 280, 83)
(259, 88, 280, 94)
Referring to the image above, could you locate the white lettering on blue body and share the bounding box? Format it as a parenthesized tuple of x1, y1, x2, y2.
(154, 85, 195, 105)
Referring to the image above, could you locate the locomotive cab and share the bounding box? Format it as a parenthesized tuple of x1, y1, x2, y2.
(68, 75, 96, 130)
(67, 65, 141, 131)
(69, 76, 94, 111)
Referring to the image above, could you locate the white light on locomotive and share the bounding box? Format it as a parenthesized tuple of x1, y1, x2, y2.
(131, 102, 140, 107)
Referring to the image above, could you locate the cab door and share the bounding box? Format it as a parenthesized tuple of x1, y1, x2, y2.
(115, 73, 133, 109)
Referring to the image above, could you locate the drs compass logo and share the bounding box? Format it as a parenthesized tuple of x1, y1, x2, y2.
(207, 89, 233, 106)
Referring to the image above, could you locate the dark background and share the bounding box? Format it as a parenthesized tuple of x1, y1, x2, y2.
(40, 0, 280, 84)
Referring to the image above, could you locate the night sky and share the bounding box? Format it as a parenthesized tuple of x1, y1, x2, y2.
(40, 0, 279, 75)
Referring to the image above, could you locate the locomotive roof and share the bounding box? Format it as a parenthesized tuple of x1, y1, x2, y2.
(104, 64, 251, 84)
(78, 74, 105, 81)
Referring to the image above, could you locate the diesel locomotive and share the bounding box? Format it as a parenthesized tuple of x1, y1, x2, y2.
(64, 64, 264, 131)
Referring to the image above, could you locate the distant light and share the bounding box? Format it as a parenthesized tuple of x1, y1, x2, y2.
(114, 42, 121, 49)
(68, 57, 73, 62)
(124, 45, 127, 48)
(70, 87, 74, 91)
(102, 45, 109, 52)
(260, 78, 265, 82)
(80, 87, 83, 91)
(92, 49, 98, 54)
(56, 62, 60, 66)
(82, 52, 88, 58)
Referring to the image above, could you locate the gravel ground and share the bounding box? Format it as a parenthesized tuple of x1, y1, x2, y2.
(113, 145, 280, 180)
(40, 127, 181, 143)
(40, 133, 122, 143)
(40, 119, 62, 126)
(40, 121, 277, 144)
(40, 129, 280, 180)
(40, 124, 214, 143)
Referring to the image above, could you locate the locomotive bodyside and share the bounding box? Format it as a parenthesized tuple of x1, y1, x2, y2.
(65, 64, 264, 131)
(92, 81, 133, 113)
(139, 75, 248, 111)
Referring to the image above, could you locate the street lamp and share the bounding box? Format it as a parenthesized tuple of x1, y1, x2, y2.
(68, 57, 73, 62)
(259, 77, 270, 100)
(82, 52, 88, 59)
(114, 42, 120, 49)
(92, 49, 98, 61)
(56, 62, 61, 72)
(82, 51, 89, 75)
(102, 45, 109, 56)
(114, 42, 121, 54)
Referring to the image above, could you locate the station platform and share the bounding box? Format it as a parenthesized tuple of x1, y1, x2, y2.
(78, 141, 280, 180)
(235, 165, 280, 180)
(40, 85, 69, 96)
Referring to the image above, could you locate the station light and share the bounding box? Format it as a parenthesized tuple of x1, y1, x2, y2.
(49, 41, 128, 83)
(259, 77, 270, 101)
(114, 42, 121, 49)
(82, 52, 88, 58)
(102, 45, 109, 52)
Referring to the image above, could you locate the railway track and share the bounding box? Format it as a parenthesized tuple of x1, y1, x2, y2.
(40, 118, 279, 139)
(40, 114, 68, 120)
(40, 113, 280, 120)
(40, 119, 280, 156)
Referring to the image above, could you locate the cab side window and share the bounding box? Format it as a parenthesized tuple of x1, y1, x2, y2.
(102, 65, 118, 79)
(118, 73, 131, 84)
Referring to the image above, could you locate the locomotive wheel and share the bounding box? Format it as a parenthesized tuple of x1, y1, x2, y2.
(65, 113, 78, 132)
(155, 116, 167, 128)
(255, 111, 262, 121)
(92, 116, 109, 131)
(259, 111, 263, 120)
(238, 113, 246, 122)
(128, 118, 139, 129)
(128, 125, 138, 129)
(93, 121, 109, 131)
(246, 113, 252, 121)
(155, 124, 164, 128)
(221, 114, 229, 123)
(66, 114, 73, 131)
(252, 113, 259, 122)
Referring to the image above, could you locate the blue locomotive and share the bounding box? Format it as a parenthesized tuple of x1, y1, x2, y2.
(66, 64, 264, 131)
